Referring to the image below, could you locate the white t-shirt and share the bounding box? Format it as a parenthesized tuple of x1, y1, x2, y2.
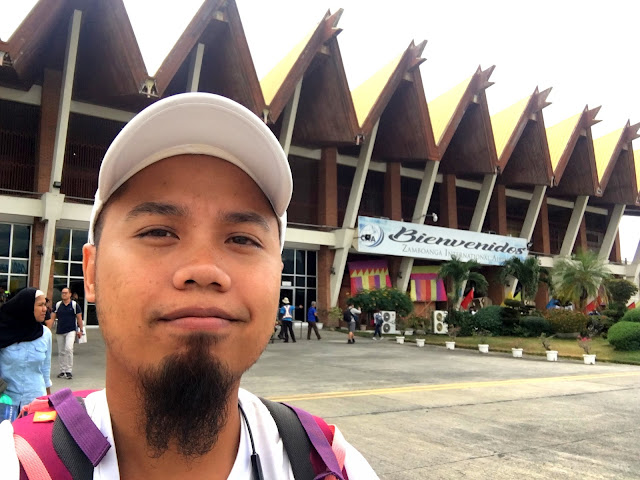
(0, 388, 378, 479)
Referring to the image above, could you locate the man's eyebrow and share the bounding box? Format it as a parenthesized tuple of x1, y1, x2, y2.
(126, 202, 189, 219)
(219, 211, 272, 231)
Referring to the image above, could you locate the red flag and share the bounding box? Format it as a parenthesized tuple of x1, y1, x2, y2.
(460, 288, 474, 310)
(628, 302, 636, 310)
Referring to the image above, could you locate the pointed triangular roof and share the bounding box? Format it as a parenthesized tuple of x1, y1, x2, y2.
(4, 0, 150, 106)
(261, 9, 358, 146)
(155, 0, 264, 115)
(260, 10, 344, 122)
(593, 122, 640, 205)
(491, 87, 554, 185)
(369, 40, 438, 162)
(546, 106, 601, 196)
(428, 66, 498, 175)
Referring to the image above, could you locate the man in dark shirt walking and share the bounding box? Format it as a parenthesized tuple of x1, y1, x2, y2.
(50, 287, 84, 379)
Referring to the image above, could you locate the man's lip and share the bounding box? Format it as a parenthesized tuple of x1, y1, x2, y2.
(159, 307, 237, 322)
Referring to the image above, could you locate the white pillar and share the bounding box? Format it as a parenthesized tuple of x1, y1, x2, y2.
(39, 193, 66, 290)
(599, 204, 625, 260)
(559, 195, 589, 256)
(50, 10, 82, 187)
(186, 43, 205, 92)
(278, 79, 302, 156)
(520, 185, 547, 241)
(329, 121, 379, 306)
(469, 173, 497, 232)
(396, 160, 440, 292)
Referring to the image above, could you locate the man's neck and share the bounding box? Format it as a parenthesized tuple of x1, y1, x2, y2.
(63, 299, 71, 306)
(105, 367, 242, 480)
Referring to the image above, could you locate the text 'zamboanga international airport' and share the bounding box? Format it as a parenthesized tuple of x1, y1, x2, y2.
(1, 0, 639, 326)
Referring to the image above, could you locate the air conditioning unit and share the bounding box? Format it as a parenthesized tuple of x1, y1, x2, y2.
(433, 310, 448, 334)
(380, 311, 397, 334)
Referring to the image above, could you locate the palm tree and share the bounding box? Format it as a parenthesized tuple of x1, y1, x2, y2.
(499, 256, 543, 304)
(438, 256, 489, 311)
(551, 251, 611, 311)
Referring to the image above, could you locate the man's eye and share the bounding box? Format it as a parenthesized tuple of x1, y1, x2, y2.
(230, 236, 259, 247)
(139, 229, 176, 238)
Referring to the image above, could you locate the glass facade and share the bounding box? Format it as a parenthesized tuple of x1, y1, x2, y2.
(279, 248, 317, 321)
(53, 228, 96, 324)
(0, 223, 31, 297)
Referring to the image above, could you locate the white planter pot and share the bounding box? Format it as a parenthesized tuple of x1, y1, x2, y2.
(416, 339, 425, 347)
(396, 336, 405, 344)
(404, 329, 414, 336)
(583, 354, 596, 365)
(546, 350, 558, 362)
(316, 323, 323, 330)
(445, 341, 456, 350)
(478, 344, 489, 354)
(512, 348, 523, 358)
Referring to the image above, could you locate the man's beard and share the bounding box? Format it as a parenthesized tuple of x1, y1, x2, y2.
(136, 333, 237, 459)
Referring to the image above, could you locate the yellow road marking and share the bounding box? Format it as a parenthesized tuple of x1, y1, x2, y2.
(266, 371, 640, 402)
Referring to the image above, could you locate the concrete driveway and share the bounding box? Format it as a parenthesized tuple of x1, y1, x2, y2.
(57, 327, 640, 479)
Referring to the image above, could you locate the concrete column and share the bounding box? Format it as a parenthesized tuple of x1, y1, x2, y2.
(532, 196, 550, 254)
(560, 195, 588, 256)
(520, 185, 547, 241)
(50, 10, 82, 187)
(599, 204, 625, 260)
(396, 160, 440, 292)
(610, 232, 622, 263)
(440, 174, 458, 229)
(489, 184, 508, 235)
(384, 162, 402, 220)
(186, 43, 205, 92)
(317, 147, 338, 315)
(278, 79, 302, 156)
(574, 218, 587, 254)
(469, 173, 497, 232)
(330, 121, 379, 306)
(39, 192, 65, 291)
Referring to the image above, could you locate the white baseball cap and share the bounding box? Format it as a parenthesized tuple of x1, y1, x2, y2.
(88, 93, 292, 249)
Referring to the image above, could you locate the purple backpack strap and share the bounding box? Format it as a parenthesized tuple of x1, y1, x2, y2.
(287, 404, 345, 480)
(48, 389, 110, 467)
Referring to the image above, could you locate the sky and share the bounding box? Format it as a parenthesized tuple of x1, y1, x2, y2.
(1, 0, 639, 260)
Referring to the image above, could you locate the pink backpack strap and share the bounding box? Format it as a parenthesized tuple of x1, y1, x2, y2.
(14, 434, 54, 480)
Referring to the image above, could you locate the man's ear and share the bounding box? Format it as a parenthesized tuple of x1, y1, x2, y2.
(83, 243, 97, 302)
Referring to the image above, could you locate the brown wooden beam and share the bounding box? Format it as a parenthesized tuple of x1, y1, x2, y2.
(533, 196, 550, 254)
(384, 162, 402, 220)
(440, 174, 458, 228)
(318, 147, 338, 226)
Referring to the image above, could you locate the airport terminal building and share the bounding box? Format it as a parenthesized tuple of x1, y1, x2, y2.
(1, 0, 639, 325)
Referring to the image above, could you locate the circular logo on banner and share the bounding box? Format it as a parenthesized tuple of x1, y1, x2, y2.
(359, 224, 384, 248)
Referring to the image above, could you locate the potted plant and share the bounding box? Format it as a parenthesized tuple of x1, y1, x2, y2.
(445, 325, 460, 350)
(541, 333, 557, 361)
(512, 339, 524, 358)
(415, 338, 425, 347)
(396, 335, 405, 344)
(475, 328, 490, 353)
(578, 336, 596, 364)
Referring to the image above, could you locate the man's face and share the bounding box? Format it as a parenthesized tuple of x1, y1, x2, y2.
(61, 288, 71, 301)
(83, 155, 283, 382)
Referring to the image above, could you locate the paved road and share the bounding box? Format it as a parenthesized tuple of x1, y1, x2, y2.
(56, 327, 640, 479)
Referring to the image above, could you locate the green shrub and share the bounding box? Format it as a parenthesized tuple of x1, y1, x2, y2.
(620, 308, 640, 323)
(607, 321, 640, 351)
(586, 315, 614, 335)
(348, 288, 413, 317)
(473, 305, 503, 335)
(545, 310, 589, 333)
(500, 306, 520, 335)
(447, 310, 475, 336)
(519, 316, 553, 337)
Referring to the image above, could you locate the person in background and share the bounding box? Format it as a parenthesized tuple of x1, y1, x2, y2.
(0, 288, 51, 420)
(279, 297, 299, 343)
(347, 303, 361, 344)
(50, 287, 84, 380)
(306, 301, 321, 340)
(43, 298, 52, 327)
(372, 309, 383, 340)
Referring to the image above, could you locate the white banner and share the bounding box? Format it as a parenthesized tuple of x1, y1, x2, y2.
(357, 216, 528, 266)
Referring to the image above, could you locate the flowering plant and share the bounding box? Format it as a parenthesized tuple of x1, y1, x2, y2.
(577, 336, 592, 354)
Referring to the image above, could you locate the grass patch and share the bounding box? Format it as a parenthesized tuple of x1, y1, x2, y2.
(370, 332, 640, 365)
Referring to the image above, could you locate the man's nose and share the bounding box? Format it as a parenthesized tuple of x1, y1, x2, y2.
(172, 247, 232, 290)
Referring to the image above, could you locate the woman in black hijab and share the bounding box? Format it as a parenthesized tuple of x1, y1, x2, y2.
(0, 288, 52, 420)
